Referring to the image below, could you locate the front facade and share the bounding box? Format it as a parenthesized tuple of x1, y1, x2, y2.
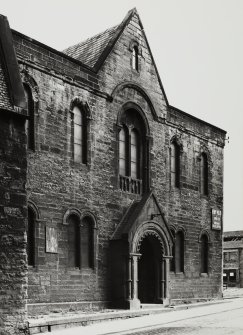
(0, 8, 226, 324)
(223, 231, 243, 288)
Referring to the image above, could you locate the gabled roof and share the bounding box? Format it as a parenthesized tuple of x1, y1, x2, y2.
(111, 191, 172, 241)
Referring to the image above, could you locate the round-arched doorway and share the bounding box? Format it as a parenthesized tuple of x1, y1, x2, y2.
(138, 234, 163, 303)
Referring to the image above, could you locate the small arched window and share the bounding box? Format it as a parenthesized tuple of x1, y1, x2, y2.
(200, 234, 208, 273)
(81, 217, 93, 269)
(27, 207, 36, 266)
(23, 84, 34, 150)
(175, 231, 184, 273)
(67, 214, 81, 268)
(73, 106, 87, 164)
(200, 153, 208, 195)
(132, 45, 139, 71)
(170, 142, 180, 188)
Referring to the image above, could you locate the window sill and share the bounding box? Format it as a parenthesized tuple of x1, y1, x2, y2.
(200, 272, 209, 277)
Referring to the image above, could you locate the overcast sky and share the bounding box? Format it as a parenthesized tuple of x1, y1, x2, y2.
(1, 0, 242, 231)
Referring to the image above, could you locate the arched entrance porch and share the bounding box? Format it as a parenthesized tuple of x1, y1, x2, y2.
(138, 234, 162, 303)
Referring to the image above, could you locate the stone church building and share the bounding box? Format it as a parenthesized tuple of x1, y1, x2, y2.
(0, 8, 226, 334)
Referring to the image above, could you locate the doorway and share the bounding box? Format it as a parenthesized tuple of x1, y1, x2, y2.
(138, 235, 162, 303)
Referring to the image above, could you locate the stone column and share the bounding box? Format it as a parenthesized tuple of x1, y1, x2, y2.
(126, 256, 132, 301)
(127, 253, 141, 309)
(163, 256, 171, 306)
(158, 258, 165, 303)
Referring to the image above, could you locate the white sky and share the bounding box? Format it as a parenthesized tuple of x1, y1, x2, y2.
(1, 0, 242, 232)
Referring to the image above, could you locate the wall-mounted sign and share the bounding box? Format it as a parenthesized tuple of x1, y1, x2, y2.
(211, 209, 222, 230)
(46, 227, 58, 253)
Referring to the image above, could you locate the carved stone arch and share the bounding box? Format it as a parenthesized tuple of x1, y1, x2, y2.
(176, 226, 187, 239)
(197, 144, 212, 164)
(137, 230, 164, 254)
(63, 208, 82, 225)
(69, 97, 93, 120)
(111, 81, 158, 121)
(170, 134, 183, 153)
(129, 39, 142, 56)
(132, 221, 172, 256)
(117, 100, 150, 136)
(80, 211, 98, 229)
(27, 200, 40, 219)
(20, 70, 39, 104)
(198, 229, 211, 243)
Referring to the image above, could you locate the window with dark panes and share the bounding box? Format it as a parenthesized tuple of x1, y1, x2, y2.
(200, 153, 208, 195)
(170, 142, 180, 188)
(27, 207, 36, 266)
(200, 234, 208, 273)
(175, 231, 184, 273)
(81, 217, 93, 268)
(23, 84, 35, 150)
(67, 215, 81, 268)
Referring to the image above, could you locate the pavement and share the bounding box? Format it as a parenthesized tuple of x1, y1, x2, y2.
(29, 287, 243, 334)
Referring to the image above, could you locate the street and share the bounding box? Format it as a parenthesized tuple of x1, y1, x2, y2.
(52, 297, 243, 335)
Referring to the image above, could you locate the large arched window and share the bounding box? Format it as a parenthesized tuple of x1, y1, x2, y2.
(27, 207, 36, 266)
(200, 153, 208, 195)
(200, 234, 208, 273)
(72, 106, 87, 164)
(118, 107, 147, 194)
(67, 214, 81, 268)
(23, 84, 35, 150)
(170, 141, 180, 188)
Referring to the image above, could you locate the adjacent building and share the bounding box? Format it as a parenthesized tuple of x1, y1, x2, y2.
(223, 230, 243, 288)
(0, 8, 226, 332)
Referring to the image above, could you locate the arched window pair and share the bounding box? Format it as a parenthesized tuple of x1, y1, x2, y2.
(200, 233, 209, 273)
(170, 141, 180, 188)
(118, 107, 148, 194)
(23, 84, 35, 150)
(67, 214, 94, 269)
(72, 106, 87, 164)
(170, 229, 184, 273)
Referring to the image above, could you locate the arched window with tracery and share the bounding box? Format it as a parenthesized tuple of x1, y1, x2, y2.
(132, 45, 139, 71)
(27, 207, 36, 266)
(23, 83, 35, 150)
(200, 234, 208, 273)
(170, 141, 180, 188)
(72, 106, 87, 164)
(118, 107, 148, 194)
(200, 153, 208, 195)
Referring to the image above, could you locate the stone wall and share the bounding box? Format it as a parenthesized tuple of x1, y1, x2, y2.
(0, 112, 27, 334)
(10, 10, 225, 310)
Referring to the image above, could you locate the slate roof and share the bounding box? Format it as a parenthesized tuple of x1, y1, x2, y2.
(62, 8, 139, 72)
(224, 231, 243, 238)
(63, 25, 118, 68)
